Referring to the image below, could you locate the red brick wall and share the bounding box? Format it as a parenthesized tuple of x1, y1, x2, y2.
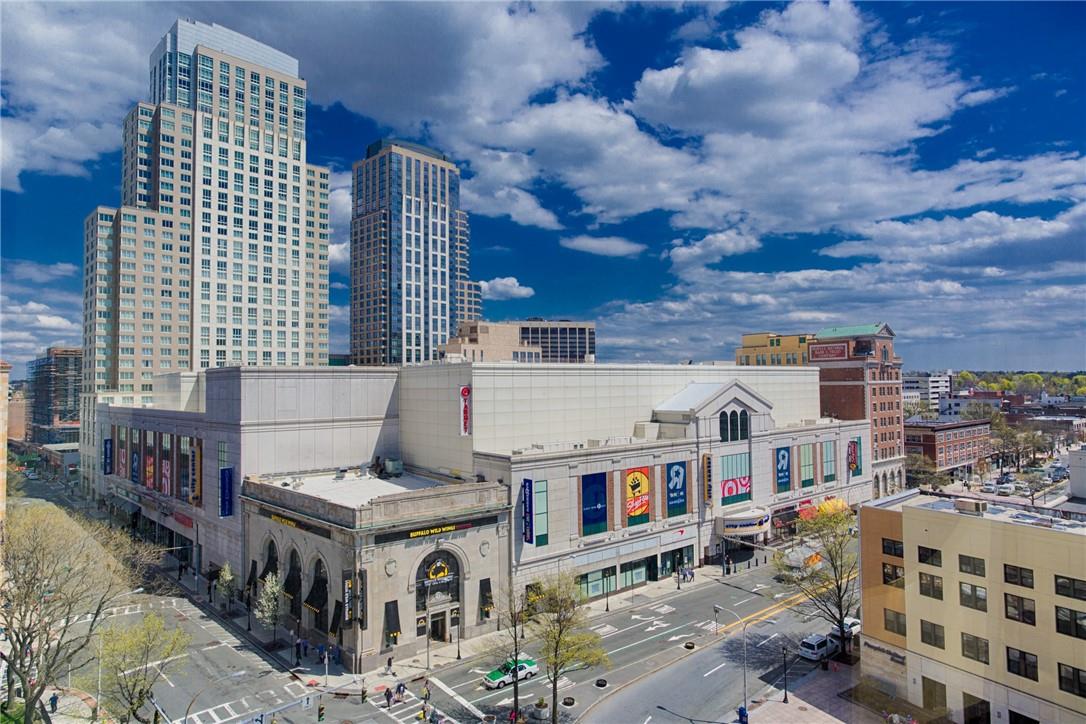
(821, 385, 866, 420)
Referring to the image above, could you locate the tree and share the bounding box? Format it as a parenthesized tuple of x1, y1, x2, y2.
(1016, 373, 1044, 395)
(903, 399, 933, 420)
(529, 574, 609, 724)
(1021, 472, 1045, 505)
(95, 613, 190, 722)
(218, 561, 237, 614)
(483, 584, 536, 719)
(254, 572, 284, 647)
(0, 504, 157, 724)
(956, 370, 977, 388)
(905, 453, 950, 489)
(773, 509, 859, 657)
(960, 402, 997, 421)
(992, 413, 1022, 471)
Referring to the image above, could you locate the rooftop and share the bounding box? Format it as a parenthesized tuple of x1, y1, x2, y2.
(43, 442, 81, 452)
(904, 415, 989, 428)
(365, 139, 451, 163)
(654, 382, 725, 412)
(909, 494, 1086, 536)
(249, 467, 443, 509)
(814, 323, 893, 339)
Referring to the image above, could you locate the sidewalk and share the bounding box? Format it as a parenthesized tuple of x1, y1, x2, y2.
(41, 686, 99, 724)
(748, 661, 882, 724)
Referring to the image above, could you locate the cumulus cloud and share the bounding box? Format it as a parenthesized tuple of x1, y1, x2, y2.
(559, 235, 647, 258)
(959, 86, 1015, 107)
(665, 230, 762, 277)
(479, 276, 535, 300)
(3, 259, 79, 283)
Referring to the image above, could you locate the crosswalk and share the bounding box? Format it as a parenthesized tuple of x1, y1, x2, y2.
(186, 681, 309, 724)
(367, 686, 459, 724)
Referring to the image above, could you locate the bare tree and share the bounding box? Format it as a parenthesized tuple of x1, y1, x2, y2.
(773, 509, 859, 656)
(529, 574, 609, 724)
(480, 584, 535, 718)
(254, 572, 283, 647)
(0, 504, 157, 724)
(96, 613, 190, 722)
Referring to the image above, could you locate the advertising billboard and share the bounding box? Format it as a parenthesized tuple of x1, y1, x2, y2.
(521, 479, 534, 543)
(144, 455, 155, 491)
(219, 467, 234, 518)
(625, 467, 651, 526)
(721, 475, 751, 503)
(459, 385, 472, 436)
(102, 438, 113, 476)
(808, 343, 848, 361)
(161, 459, 172, 497)
(775, 446, 792, 492)
(665, 462, 687, 517)
(848, 438, 862, 476)
(581, 472, 608, 536)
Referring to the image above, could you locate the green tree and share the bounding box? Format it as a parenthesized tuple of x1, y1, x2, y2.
(217, 561, 237, 614)
(956, 370, 977, 387)
(254, 571, 284, 646)
(905, 453, 951, 489)
(960, 402, 998, 421)
(96, 613, 191, 722)
(903, 400, 933, 420)
(529, 574, 609, 724)
(773, 509, 859, 655)
(482, 584, 536, 718)
(992, 413, 1022, 471)
(0, 505, 157, 724)
(1016, 373, 1044, 395)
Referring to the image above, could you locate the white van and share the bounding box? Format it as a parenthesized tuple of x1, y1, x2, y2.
(799, 633, 840, 661)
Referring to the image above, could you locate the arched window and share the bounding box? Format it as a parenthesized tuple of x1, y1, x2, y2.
(881, 346, 889, 362)
(285, 549, 302, 618)
(719, 411, 729, 442)
(739, 410, 749, 440)
(415, 550, 460, 613)
(305, 558, 329, 632)
(729, 411, 740, 442)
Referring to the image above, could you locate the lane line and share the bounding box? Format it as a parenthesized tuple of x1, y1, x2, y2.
(756, 633, 779, 647)
(733, 596, 754, 606)
(606, 620, 697, 655)
(702, 661, 728, 677)
(431, 676, 485, 720)
(120, 653, 188, 676)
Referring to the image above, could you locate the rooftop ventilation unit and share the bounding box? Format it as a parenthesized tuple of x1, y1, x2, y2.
(334, 467, 347, 480)
(954, 499, 988, 516)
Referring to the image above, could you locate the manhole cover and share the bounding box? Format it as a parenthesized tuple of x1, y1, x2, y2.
(798, 706, 808, 711)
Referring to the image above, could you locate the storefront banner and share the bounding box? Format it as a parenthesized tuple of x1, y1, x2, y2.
(102, 438, 113, 476)
(219, 467, 234, 518)
(521, 479, 534, 543)
(144, 455, 155, 490)
(625, 467, 650, 526)
(848, 439, 859, 472)
(666, 462, 687, 517)
(459, 385, 472, 436)
(130, 451, 140, 485)
(192, 439, 203, 504)
(721, 475, 751, 499)
(581, 473, 608, 536)
(161, 459, 172, 497)
(775, 447, 791, 489)
(342, 570, 354, 624)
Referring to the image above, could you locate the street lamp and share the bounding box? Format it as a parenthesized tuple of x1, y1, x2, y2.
(713, 604, 748, 712)
(604, 569, 611, 612)
(95, 587, 144, 722)
(183, 670, 246, 723)
(781, 645, 789, 704)
(676, 559, 682, 591)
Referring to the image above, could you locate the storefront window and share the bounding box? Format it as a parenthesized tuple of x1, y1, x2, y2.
(720, 453, 751, 505)
(800, 444, 815, 487)
(415, 551, 460, 612)
(822, 441, 836, 483)
(534, 481, 549, 546)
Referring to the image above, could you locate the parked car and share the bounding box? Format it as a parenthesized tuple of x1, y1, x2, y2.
(980, 483, 996, 494)
(483, 656, 539, 689)
(1014, 483, 1032, 496)
(997, 473, 1016, 484)
(828, 617, 862, 640)
(798, 633, 840, 661)
(996, 483, 1016, 496)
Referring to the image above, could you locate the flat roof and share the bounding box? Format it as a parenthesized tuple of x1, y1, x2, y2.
(43, 442, 81, 452)
(909, 495, 1086, 536)
(252, 468, 443, 508)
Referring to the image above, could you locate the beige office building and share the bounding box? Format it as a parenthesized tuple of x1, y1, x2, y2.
(80, 19, 330, 497)
(440, 321, 543, 363)
(451, 209, 481, 329)
(860, 491, 1086, 723)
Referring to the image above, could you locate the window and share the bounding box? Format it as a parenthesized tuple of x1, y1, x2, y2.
(1004, 564, 1034, 589)
(719, 453, 751, 505)
(821, 440, 836, 482)
(1006, 647, 1038, 681)
(1055, 575, 1086, 601)
(920, 619, 945, 649)
(961, 633, 989, 664)
(920, 572, 943, 600)
(959, 582, 988, 612)
(1059, 663, 1086, 698)
(959, 554, 986, 577)
(918, 546, 942, 567)
(922, 677, 946, 711)
(1056, 606, 1086, 640)
(882, 538, 904, 557)
(1005, 593, 1036, 625)
(799, 443, 815, 487)
(882, 563, 905, 588)
(884, 608, 907, 636)
(533, 480, 549, 547)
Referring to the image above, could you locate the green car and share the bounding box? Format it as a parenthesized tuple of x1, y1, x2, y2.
(482, 657, 539, 689)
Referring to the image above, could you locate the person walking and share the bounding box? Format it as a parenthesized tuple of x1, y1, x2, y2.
(385, 656, 394, 675)
(421, 682, 431, 702)
(689, 567, 695, 583)
(48, 693, 59, 714)
(317, 642, 326, 664)
(294, 639, 302, 664)
(384, 687, 394, 708)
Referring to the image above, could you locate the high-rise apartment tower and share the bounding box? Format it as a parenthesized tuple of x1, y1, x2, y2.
(452, 209, 481, 330)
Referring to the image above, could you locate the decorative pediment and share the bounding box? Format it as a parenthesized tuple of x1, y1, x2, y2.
(653, 379, 773, 423)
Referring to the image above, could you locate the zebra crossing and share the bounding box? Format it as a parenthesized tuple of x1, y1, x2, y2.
(185, 680, 309, 724)
(366, 686, 459, 724)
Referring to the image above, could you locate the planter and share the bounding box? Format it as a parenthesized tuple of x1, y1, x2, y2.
(529, 704, 549, 721)
(562, 697, 576, 707)
(594, 679, 607, 688)
(684, 641, 696, 650)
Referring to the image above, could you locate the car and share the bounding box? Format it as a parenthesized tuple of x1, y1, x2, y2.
(829, 617, 861, 640)
(798, 633, 840, 661)
(980, 483, 996, 494)
(996, 483, 1016, 496)
(997, 473, 1016, 484)
(1014, 483, 1032, 495)
(482, 657, 539, 689)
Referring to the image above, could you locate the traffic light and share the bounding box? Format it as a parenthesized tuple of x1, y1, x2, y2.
(317, 705, 325, 722)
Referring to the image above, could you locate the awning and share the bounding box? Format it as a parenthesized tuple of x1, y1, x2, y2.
(479, 578, 494, 612)
(717, 508, 771, 537)
(259, 555, 278, 583)
(384, 600, 401, 636)
(329, 600, 343, 637)
(303, 576, 328, 614)
(283, 565, 301, 599)
(245, 560, 257, 591)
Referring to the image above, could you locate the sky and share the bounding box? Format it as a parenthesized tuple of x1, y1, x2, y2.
(2, 0, 1085, 377)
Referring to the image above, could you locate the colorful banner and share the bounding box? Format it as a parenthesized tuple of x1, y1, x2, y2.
(102, 438, 113, 476)
(522, 478, 534, 543)
(161, 459, 172, 497)
(581, 472, 608, 536)
(722, 475, 751, 501)
(666, 462, 687, 517)
(625, 467, 650, 526)
(458, 385, 472, 436)
(342, 570, 354, 624)
(808, 342, 848, 361)
(192, 439, 203, 504)
(144, 455, 155, 491)
(775, 446, 792, 492)
(848, 438, 862, 476)
(130, 451, 140, 485)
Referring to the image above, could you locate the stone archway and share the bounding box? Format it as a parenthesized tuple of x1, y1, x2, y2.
(415, 550, 462, 645)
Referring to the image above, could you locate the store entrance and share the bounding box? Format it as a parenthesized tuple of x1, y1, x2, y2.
(429, 612, 447, 642)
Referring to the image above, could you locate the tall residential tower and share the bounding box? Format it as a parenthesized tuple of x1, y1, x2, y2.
(350, 140, 471, 365)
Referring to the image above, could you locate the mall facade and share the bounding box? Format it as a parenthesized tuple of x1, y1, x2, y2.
(91, 362, 874, 670)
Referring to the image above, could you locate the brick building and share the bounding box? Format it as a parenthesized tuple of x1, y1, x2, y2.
(904, 417, 993, 479)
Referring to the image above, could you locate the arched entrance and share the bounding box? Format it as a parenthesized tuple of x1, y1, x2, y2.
(415, 551, 461, 644)
(285, 549, 302, 619)
(304, 558, 329, 633)
(260, 539, 279, 584)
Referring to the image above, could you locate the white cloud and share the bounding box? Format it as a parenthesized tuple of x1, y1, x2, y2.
(559, 235, 647, 258)
(330, 281, 348, 290)
(959, 86, 1015, 107)
(3, 259, 79, 283)
(479, 277, 535, 300)
(665, 230, 761, 277)
(0, 290, 82, 373)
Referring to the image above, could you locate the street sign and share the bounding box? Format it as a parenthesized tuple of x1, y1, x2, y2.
(301, 695, 313, 711)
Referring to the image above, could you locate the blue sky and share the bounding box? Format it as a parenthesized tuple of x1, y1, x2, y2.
(2, 1, 1084, 377)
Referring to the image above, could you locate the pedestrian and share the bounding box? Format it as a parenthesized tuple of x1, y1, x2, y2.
(294, 639, 302, 662)
(49, 693, 59, 714)
(301, 637, 309, 658)
(384, 687, 394, 708)
(318, 642, 326, 663)
(689, 567, 695, 582)
(421, 683, 431, 702)
(429, 708, 440, 724)
(396, 680, 407, 702)
(385, 655, 394, 675)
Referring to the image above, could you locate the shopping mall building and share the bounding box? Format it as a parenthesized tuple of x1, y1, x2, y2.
(90, 362, 873, 671)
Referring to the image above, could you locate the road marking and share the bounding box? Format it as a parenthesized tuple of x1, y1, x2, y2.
(751, 584, 769, 592)
(606, 620, 696, 655)
(644, 620, 668, 632)
(469, 668, 490, 675)
(431, 676, 484, 720)
(592, 623, 618, 636)
(702, 661, 728, 677)
(756, 633, 780, 647)
(602, 618, 659, 639)
(642, 717, 652, 724)
(734, 596, 754, 606)
(668, 633, 694, 642)
(652, 604, 675, 614)
(120, 653, 188, 676)
(630, 614, 655, 621)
